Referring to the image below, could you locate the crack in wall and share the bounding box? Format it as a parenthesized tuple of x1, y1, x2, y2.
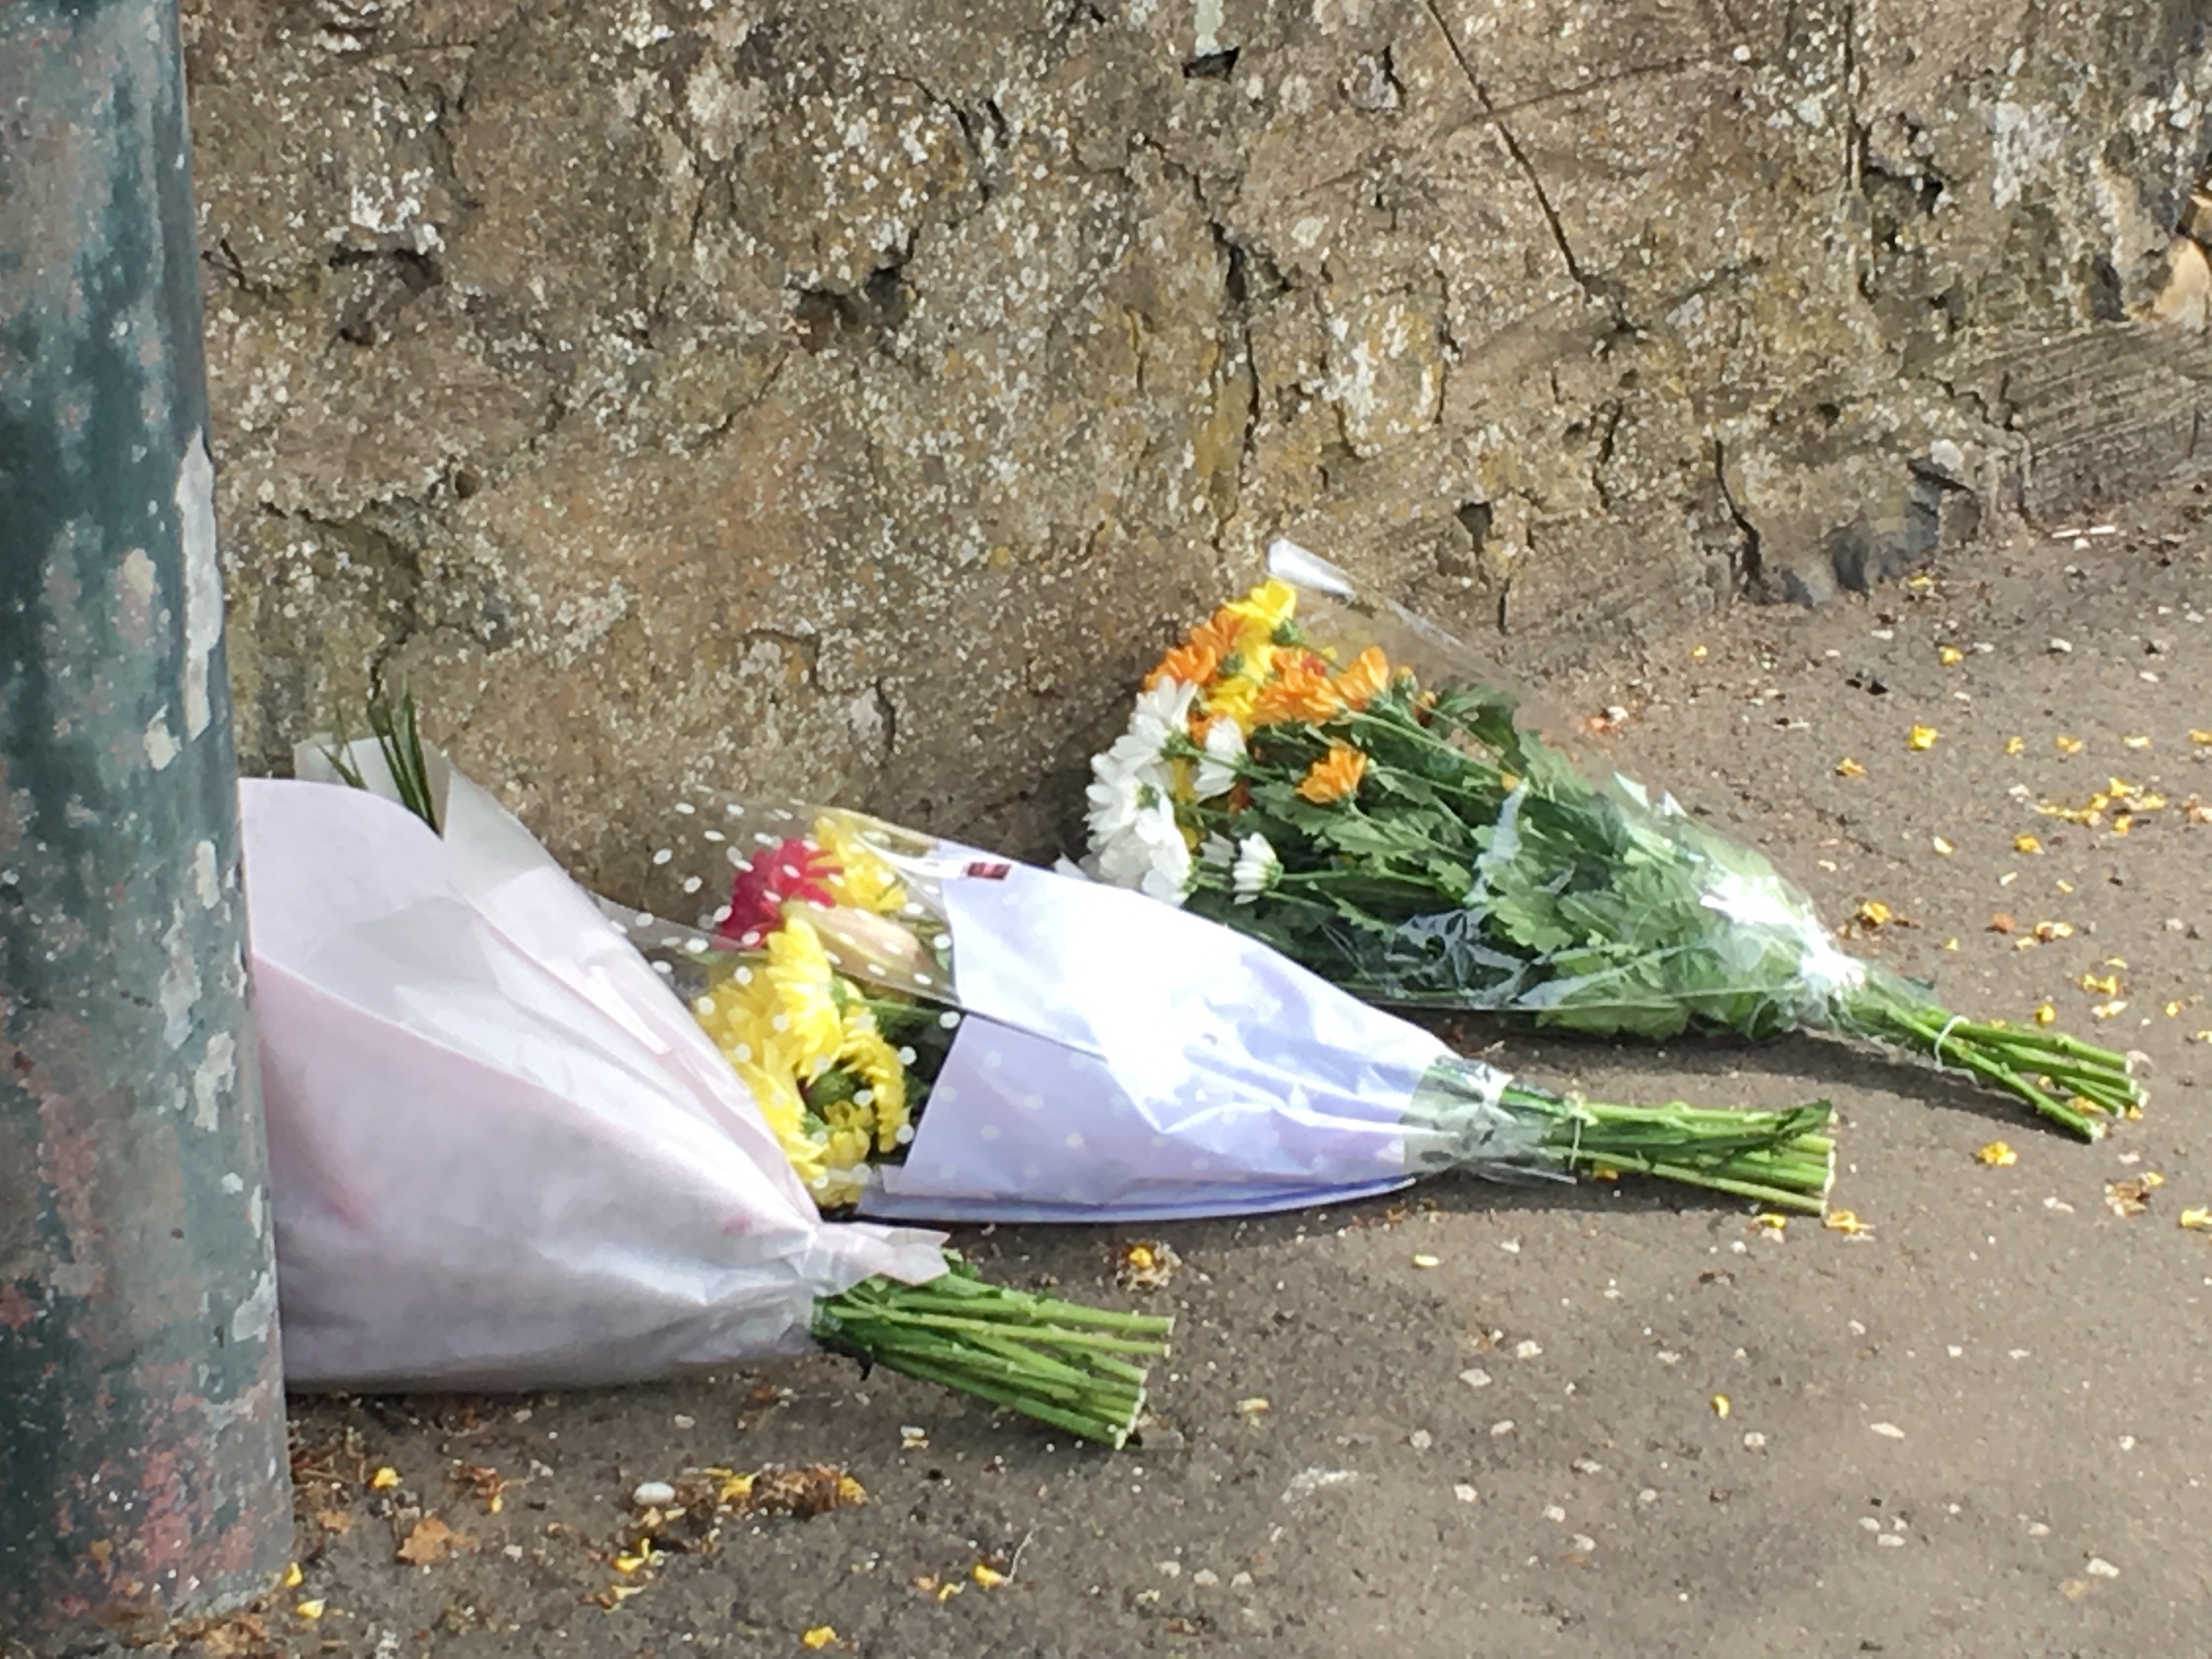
(1419, 0, 1626, 322)
(1710, 439, 1766, 598)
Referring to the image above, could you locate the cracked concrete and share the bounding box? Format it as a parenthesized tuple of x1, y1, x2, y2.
(186, 0, 2212, 876)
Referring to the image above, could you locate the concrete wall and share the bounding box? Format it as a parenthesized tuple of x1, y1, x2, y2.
(185, 0, 2212, 876)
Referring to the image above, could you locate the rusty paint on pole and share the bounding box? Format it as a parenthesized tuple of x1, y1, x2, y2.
(0, 0, 292, 1650)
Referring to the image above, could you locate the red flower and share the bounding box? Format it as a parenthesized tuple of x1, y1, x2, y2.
(718, 836, 839, 946)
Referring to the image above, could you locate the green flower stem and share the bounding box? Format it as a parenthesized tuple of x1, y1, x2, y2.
(1873, 1006, 2105, 1138)
(1935, 1021, 2134, 1069)
(812, 1257, 1173, 1450)
(1488, 1086, 1836, 1213)
(839, 1310, 1174, 1357)
(1348, 705, 1508, 777)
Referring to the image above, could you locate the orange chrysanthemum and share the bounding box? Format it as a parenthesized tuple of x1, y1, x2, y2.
(1296, 742, 1368, 804)
(1144, 638, 1220, 691)
(1188, 608, 1245, 668)
(1333, 646, 1390, 711)
(1251, 654, 1339, 727)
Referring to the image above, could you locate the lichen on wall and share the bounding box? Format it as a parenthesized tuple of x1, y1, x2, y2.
(184, 0, 2212, 878)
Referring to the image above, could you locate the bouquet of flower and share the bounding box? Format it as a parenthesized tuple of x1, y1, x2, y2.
(1081, 543, 2144, 1141)
(245, 727, 1170, 1449)
(604, 790, 1837, 1217)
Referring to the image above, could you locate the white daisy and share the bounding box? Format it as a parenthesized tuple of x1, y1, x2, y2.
(1092, 789, 1191, 903)
(1128, 677, 1199, 753)
(1230, 832, 1282, 903)
(1192, 717, 1246, 799)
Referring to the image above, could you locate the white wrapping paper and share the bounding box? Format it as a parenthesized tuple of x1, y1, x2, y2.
(240, 770, 943, 1392)
(860, 865, 1453, 1221)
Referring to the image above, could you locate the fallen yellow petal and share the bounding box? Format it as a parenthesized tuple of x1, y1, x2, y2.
(802, 1628, 838, 1651)
(2191, 730, 2212, 747)
(295, 1601, 326, 1621)
(2123, 735, 2153, 750)
(2013, 833, 2044, 856)
(2005, 735, 2026, 756)
(2033, 1003, 2057, 1025)
(1855, 899, 1895, 928)
(369, 1467, 401, 1491)
(2144, 1171, 2166, 1189)
(2091, 999, 2128, 1020)
(1976, 1141, 2018, 1167)
(2165, 1001, 2184, 1018)
(1237, 1397, 1270, 1415)
(1942, 936, 1961, 952)
(2180, 1207, 2212, 1231)
(1711, 1393, 1732, 1418)
(1908, 724, 1940, 751)
(1755, 1213, 1789, 1233)
(1932, 836, 1955, 856)
(2079, 973, 2122, 996)
(2056, 734, 2085, 755)
(972, 1563, 1008, 1588)
(1823, 1210, 1873, 1236)
(2056, 879, 2075, 894)
(1835, 756, 1868, 779)
(1410, 1253, 1441, 1269)
(2195, 1030, 2212, 1044)
(283, 1563, 304, 1589)
(2108, 777, 2139, 799)
(1938, 644, 1964, 665)
(2033, 920, 2075, 940)
(2112, 814, 2134, 836)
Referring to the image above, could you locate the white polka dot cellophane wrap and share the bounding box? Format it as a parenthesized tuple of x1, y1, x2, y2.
(862, 862, 1485, 1221)
(614, 788, 1532, 1224)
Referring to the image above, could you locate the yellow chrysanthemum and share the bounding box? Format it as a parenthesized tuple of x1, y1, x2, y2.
(823, 1124, 873, 1173)
(764, 916, 843, 1073)
(697, 968, 843, 1198)
(814, 1165, 868, 1208)
(811, 814, 906, 916)
(1224, 578, 1296, 637)
(733, 1057, 825, 1189)
(698, 972, 790, 1069)
(1204, 673, 1263, 733)
(839, 1015, 910, 1151)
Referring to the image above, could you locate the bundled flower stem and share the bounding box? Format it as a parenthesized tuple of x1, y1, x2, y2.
(1476, 1080, 1836, 1212)
(813, 1257, 1174, 1449)
(1085, 563, 2142, 1141)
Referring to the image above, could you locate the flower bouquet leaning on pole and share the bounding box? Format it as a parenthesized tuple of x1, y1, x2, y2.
(243, 717, 1169, 1449)
(1081, 544, 2143, 1141)
(598, 777, 1836, 1218)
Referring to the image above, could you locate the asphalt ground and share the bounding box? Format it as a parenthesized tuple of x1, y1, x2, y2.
(53, 484, 2212, 1659)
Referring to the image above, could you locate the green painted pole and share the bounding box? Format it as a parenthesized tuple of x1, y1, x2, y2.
(0, 2, 292, 1651)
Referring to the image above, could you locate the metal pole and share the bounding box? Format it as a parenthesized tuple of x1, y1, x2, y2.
(0, 2, 291, 1651)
